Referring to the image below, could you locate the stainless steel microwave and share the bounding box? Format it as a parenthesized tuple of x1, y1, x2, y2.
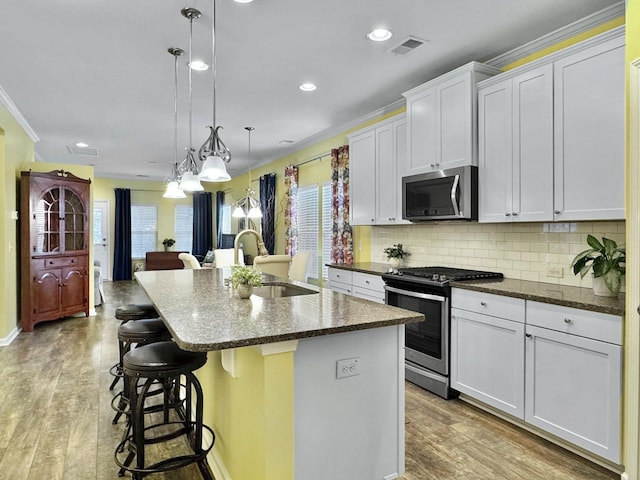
(402, 166, 478, 221)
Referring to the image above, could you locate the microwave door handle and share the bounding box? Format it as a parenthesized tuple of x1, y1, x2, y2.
(450, 174, 460, 216)
(385, 286, 446, 303)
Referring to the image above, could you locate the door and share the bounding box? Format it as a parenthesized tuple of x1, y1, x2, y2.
(93, 200, 110, 280)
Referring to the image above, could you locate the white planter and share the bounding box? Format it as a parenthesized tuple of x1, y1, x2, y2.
(592, 275, 618, 297)
(388, 258, 401, 270)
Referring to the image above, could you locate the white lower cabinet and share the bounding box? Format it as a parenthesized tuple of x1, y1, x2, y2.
(327, 268, 385, 304)
(451, 290, 525, 418)
(525, 302, 622, 463)
(451, 289, 622, 463)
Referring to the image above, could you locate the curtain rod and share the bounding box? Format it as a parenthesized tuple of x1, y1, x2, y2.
(294, 151, 332, 167)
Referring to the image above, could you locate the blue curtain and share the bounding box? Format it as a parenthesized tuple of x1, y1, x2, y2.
(113, 188, 132, 281)
(215, 190, 224, 248)
(260, 173, 276, 254)
(192, 191, 213, 258)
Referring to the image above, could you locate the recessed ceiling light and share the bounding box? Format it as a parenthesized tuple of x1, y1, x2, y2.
(234, 0, 254, 3)
(279, 139, 295, 145)
(189, 60, 209, 71)
(367, 28, 393, 42)
(75, 142, 89, 148)
(299, 83, 317, 92)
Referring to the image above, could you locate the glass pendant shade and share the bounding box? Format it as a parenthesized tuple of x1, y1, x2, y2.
(163, 180, 187, 198)
(248, 205, 263, 218)
(179, 171, 204, 192)
(199, 154, 231, 182)
(232, 205, 246, 218)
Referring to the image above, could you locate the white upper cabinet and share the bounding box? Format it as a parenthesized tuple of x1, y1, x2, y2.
(553, 33, 625, 221)
(478, 65, 554, 222)
(403, 62, 501, 176)
(477, 27, 624, 223)
(348, 114, 408, 226)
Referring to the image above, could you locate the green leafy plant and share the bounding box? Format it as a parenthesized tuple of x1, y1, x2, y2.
(383, 243, 410, 259)
(229, 265, 263, 288)
(162, 238, 175, 247)
(571, 235, 626, 293)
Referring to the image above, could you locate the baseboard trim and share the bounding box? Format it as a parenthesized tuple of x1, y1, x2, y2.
(206, 444, 232, 480)
(0, 326, 21, 346)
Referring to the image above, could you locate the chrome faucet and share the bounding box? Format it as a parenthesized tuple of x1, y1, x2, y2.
(234, 229, 269, 264)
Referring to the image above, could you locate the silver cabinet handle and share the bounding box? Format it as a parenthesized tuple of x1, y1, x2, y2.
(554, 210, 561, 214)
(480, 301, 487, 306)
(512, 212, 518, 216)
(505, 212, 511, 216)
(525, 333, 532, 338)
(564, 318, 572, 324)
(430, 164, 436, 168)
(365, 280, 370, 284)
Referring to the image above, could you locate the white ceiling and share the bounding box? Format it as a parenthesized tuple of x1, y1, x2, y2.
(0, 0, 622, 181)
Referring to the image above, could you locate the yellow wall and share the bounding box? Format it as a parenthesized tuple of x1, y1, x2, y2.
(0, 104, 34, 339)
(199, 348, 295, 480)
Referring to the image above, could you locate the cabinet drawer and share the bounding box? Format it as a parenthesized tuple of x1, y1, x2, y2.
(352, 272, 385, 292)
(328, 268, 353, 284)
(452, 288, 525, 323)
(38, 256, 84, 269)
(352, 286, 385, 304)
(527, 301, 622, 345)
(328, 281, 351, 295)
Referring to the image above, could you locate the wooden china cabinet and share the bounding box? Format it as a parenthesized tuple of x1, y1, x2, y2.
(20, 170, 91, 332)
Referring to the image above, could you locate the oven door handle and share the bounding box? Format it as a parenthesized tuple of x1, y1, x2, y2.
(384, 286, 446, 303)
(450, 174, 460, 217)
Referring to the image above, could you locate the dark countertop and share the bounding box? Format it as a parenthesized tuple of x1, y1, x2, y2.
(326, 262, 392, 275)
(450, 278, 625, 316)
(134, 268, 423, 352)
(327, 263, 625, 316)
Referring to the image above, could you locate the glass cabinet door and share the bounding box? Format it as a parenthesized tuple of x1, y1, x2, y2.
(35, 187, 61, 254)
(64, 188, 86, 251)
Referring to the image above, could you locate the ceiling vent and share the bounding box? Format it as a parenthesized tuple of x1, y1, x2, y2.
(387, 36, 429, 56)
(66, 145, 99, 157)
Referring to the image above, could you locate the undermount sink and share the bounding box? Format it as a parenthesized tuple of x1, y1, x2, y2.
(252, 282, 318, 299)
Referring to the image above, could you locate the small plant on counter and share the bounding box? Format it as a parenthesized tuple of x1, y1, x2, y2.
(229, 265, 263, 288)
(383, 243, 410, 259)
(162, 238, 175, 247)
(571, 234, 625, 294)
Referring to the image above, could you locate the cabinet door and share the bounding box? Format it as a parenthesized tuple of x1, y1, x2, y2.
(405, 88, 437, 176)
(376, 124, 396, 224)
(451, 308, 525, 418)
(553, 36, 624, 221)
(60, 266, 87, 314)
(394, 120, 409, 223)
(349, 130, 376, 225)
(478, 80, 512, 223)
(436, 72, 473, 169)
(32, 269, 61, 320)
(512, 65, 553, 222)
(525, 325, 621, 462)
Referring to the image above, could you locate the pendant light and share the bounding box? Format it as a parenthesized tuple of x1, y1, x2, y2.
(163, 47, 187, 199)
(178, 7, 204, 192)
(232, 127, 262, 218)
(199, 0, 232, 182)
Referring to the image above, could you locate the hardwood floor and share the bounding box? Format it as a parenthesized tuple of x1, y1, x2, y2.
(0, 280, 620, 479)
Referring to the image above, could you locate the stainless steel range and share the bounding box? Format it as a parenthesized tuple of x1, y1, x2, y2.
(382, 267, 503, 399)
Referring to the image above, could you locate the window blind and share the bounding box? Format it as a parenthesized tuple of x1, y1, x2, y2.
(131, 205, 157, 259)
(321, 182, 333, 279)
(174, 204, 193, 252)
(297, 185, 319, 280)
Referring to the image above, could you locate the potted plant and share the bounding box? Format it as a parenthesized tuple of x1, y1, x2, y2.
(162, 238, 175, 252)
(383, 243, 410, 270)
(229, 265, 263, 299)
(571, 234, 625, 297)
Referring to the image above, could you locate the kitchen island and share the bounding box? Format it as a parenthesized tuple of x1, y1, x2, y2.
(135, 268, 422, 480)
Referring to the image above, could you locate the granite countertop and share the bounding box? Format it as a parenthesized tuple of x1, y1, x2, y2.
(134, 268, 423, 352)
(328, 263, 625, 316)
(450, 278, 625, 316)
(327, 262, 392, 275)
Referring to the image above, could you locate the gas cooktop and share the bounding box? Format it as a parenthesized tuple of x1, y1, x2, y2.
(383, 266, 503, 287)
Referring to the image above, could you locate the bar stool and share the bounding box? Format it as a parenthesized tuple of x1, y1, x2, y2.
(115, 304, 159, 323)
(109, 303, 161, 391)
(111, 318, 172, 425)
(115, 341, 214, 479)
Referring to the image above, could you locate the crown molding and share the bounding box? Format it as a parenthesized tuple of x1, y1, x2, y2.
(486, 1, 625, 69)
(0, 85, 39, 142)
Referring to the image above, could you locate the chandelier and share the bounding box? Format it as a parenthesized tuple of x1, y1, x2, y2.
(232, 127, 262, 219)
(163, 47, 186, 199)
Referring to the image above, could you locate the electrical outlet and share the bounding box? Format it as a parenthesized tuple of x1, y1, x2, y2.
(547, 265, 563, 278)
(336, 357, 360, 379)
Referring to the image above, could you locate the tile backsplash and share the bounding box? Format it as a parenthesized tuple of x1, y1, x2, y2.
(370, 221, 625, 290)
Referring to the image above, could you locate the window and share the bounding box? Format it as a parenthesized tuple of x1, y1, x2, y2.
(321, 182, 333, 279)
(222, 204, 231, 234)
(131, 205, 157, 259)
(297, 185, 319, 279)
(174, 204, 193, 252)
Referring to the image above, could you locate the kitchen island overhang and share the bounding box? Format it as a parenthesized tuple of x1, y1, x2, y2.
(135, 268, 423, 480)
